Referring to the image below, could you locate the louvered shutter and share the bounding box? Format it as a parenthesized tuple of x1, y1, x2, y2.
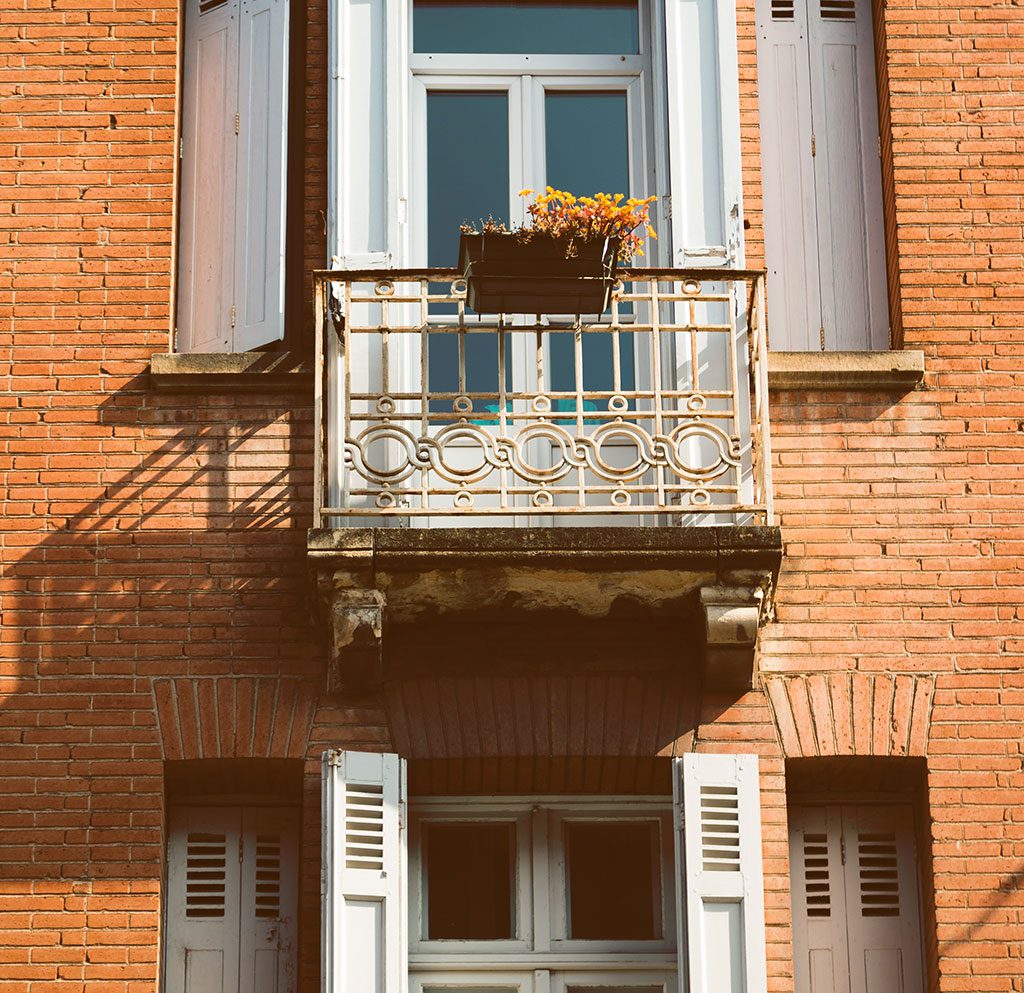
(166, 806, 243, 993)
(674, 754, 768, 993)
(806, 0, 888, 349)
(322, 750, 408, 993)
(177, 0, 239, 353)
(789, 805, 850, 993)
(791, 804, 925, 993)
(239, 807, 300, 993)
(232, 0, 289, 350)
(842, 805, 925, 993)
(755, 0, 821, 349)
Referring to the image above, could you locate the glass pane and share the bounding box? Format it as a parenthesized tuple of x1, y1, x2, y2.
(424, 822, 515, 939)
(565, 821, 660, 939)
(427, 91, 511, 412)
(415, 0, 639, 55)
(546, 91, 634, 396)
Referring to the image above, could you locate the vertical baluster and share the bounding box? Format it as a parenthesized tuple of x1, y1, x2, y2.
(313, 276, 325, 529)
(420, 278, 431, 514)
(497, 316, 508, 512)
(574, 320, 585, 508)
(650, 277, 664, 512)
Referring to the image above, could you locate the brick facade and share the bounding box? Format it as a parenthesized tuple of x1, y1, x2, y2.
(2, 0, 1022, 988)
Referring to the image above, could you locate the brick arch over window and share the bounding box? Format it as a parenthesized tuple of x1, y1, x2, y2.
(765, 674, 935, 758)
(152, 676, 316, 760)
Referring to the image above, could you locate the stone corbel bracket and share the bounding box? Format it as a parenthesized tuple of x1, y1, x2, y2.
(328, 589, 386, 694)
(700, 584, 766, 691)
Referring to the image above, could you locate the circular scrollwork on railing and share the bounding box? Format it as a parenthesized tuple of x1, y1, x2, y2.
(682, 279, 701, 295)
(453, 489, 474, 510)
(453, 395, 474, 415)
(532, 489, 553, 508)
(376, 491, 397, 509)
(532, 395, 552, 413)
(608, 394, 629, 413)
(664, 421, 740, 479)
(376, 395, 396, 415)
(452, 279, 467, 297)
(611, 488, 631, 507)
(686, 393, 707, 412)
(375, 279, 395, 297)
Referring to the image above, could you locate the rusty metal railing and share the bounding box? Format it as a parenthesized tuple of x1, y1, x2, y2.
(312, 268, 772, 527)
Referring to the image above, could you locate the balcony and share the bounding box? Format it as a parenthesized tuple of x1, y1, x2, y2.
(308, 269, 782, 693)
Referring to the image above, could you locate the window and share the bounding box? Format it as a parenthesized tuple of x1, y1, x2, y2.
(755, 0, 889, 350)
(176, 0, 289, 353)
(322, 751, 769, 993)
(410, 800, 677, 993)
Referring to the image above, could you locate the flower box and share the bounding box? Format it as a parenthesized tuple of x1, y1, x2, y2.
(458, 232, 619, 315)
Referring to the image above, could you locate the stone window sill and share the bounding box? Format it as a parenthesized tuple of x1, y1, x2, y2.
(149, 351, 313, 392)
(767, 350, 925, 391)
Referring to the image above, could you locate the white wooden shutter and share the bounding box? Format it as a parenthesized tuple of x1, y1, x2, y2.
(789, 805, 850, 993)
(322, 750, 408, 993)
(178, 0, 239, 353)
(326, 0, 407, 269)
(663, 0, 745, 267)
(755, 0, 821, 350)
(674, 754, 768, 993)
(166, 806, 243, 993)
(791, 804, 925, 993)
(806, 0, 888, 349)
(178, 0, 288, 352)
(239, 807, 300, 993)
(755, 0, 888, 350)
(232, 0, 289, 350)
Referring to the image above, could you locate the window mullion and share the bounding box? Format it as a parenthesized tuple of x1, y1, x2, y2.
(531, 807, 552, 952)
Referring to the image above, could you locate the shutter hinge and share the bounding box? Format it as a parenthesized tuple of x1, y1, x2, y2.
(664, 194, 672, 219)
(819, 325, 826, 350)
(840, 833, 846, 866)
(811, 133, 816, 157)
(239, 835, 244, 864)
(235, 111, 240, 135)
(877, 135, 882, 157)
(178, 136, 183, 159)
(231, 304, 236, 328)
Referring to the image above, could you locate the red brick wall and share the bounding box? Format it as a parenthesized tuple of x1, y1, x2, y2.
(2, 0, 1023, 989)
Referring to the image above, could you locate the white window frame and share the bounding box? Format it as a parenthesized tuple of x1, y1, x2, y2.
(409, 797, 677, 972)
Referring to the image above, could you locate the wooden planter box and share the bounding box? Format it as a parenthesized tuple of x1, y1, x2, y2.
(459, 232, 618, 315)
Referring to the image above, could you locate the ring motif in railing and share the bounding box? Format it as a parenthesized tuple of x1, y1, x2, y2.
(459, 189, 656, 315)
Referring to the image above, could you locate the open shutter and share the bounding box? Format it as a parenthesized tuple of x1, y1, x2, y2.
(232, 0, 289, 350)
(674, 753, 767, 993)
(166, 806, 243, 993)
(806, 0, 888, 349)
(663, 0, 745, 267)
(322, 750, 407, 993)
(755, 0, 821, 350)
(239, 807, 300, 993)
(177, 0, 239, 353)
(326, 0, 407, 269)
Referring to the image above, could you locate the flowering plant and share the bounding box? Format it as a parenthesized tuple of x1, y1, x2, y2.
(519, 187, 657, 263)
(459, 188, 657, 264)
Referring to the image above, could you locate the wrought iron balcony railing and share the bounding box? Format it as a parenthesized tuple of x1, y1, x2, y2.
(312, 268, 772, 527)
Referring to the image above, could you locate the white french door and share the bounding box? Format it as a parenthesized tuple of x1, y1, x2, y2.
(409, 68, 656, 522)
